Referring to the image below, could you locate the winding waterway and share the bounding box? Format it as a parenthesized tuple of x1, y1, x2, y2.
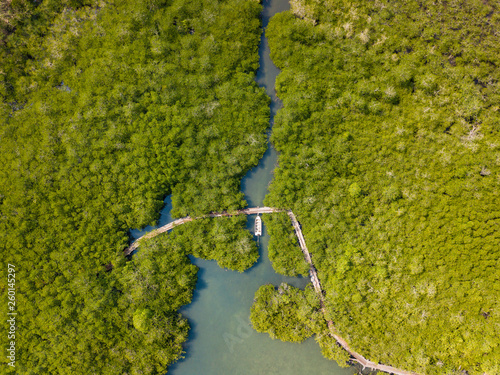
(137, 1, 357, 374)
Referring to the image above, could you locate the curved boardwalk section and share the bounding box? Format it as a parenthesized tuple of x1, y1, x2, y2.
(124, 207, 282, 255)
(124, 207, 419, 375)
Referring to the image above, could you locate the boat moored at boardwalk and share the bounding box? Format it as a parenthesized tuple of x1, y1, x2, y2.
(254, 214, 262, 236)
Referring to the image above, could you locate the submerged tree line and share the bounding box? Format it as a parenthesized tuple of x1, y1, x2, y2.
(263, 0, 500, 374)
(0, 0, 268, 373)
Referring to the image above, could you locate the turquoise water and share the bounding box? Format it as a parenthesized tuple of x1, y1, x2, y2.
(165, 1, 357, 374)
(167, 220, 357, 374)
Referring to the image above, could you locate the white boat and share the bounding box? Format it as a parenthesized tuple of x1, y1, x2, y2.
(254, 215, 262, 236)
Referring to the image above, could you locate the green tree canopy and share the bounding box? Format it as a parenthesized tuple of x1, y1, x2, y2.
(250, 283, 325, 343)
(0, 0, 267, 373)
(265, 1, 500, 373)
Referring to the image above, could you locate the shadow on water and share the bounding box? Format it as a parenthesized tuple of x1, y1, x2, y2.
(129, 196, 173, 240)
(185, 256, 208, 305)
(240, 0, 287, 209)
(168, 317, 197, 369)
(240, 145, 277, 208)
(167, 262, 207, 371)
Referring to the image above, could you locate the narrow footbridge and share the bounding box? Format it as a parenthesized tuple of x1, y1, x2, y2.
(123, 206, 418, 375)
(124, 207, 282, 255)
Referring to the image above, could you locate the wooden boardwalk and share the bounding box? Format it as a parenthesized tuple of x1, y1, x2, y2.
(123, 206, 419, 375)
(287, 211, 322, 293)
(286, 212, 419, 375)
(124, 207, 282, 255)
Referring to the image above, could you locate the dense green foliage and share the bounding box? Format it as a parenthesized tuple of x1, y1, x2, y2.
(266, 1, 500, 374)
(0, 0, 267, 373)
(262, 212, 309, 276)
(316, 332, 351, 368)
(169, 216, 259, 272)
(250, 283, 325, 342)
(2, 232, 197, 374)
(112, 236, 197, 374)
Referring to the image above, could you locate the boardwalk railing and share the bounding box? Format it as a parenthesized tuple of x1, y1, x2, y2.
(124, 207, 419, 375)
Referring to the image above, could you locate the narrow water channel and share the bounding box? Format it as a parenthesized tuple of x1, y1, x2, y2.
(164, 1, 358, 374)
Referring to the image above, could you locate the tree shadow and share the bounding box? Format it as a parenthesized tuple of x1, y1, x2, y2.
(168, 258, 208, 372)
